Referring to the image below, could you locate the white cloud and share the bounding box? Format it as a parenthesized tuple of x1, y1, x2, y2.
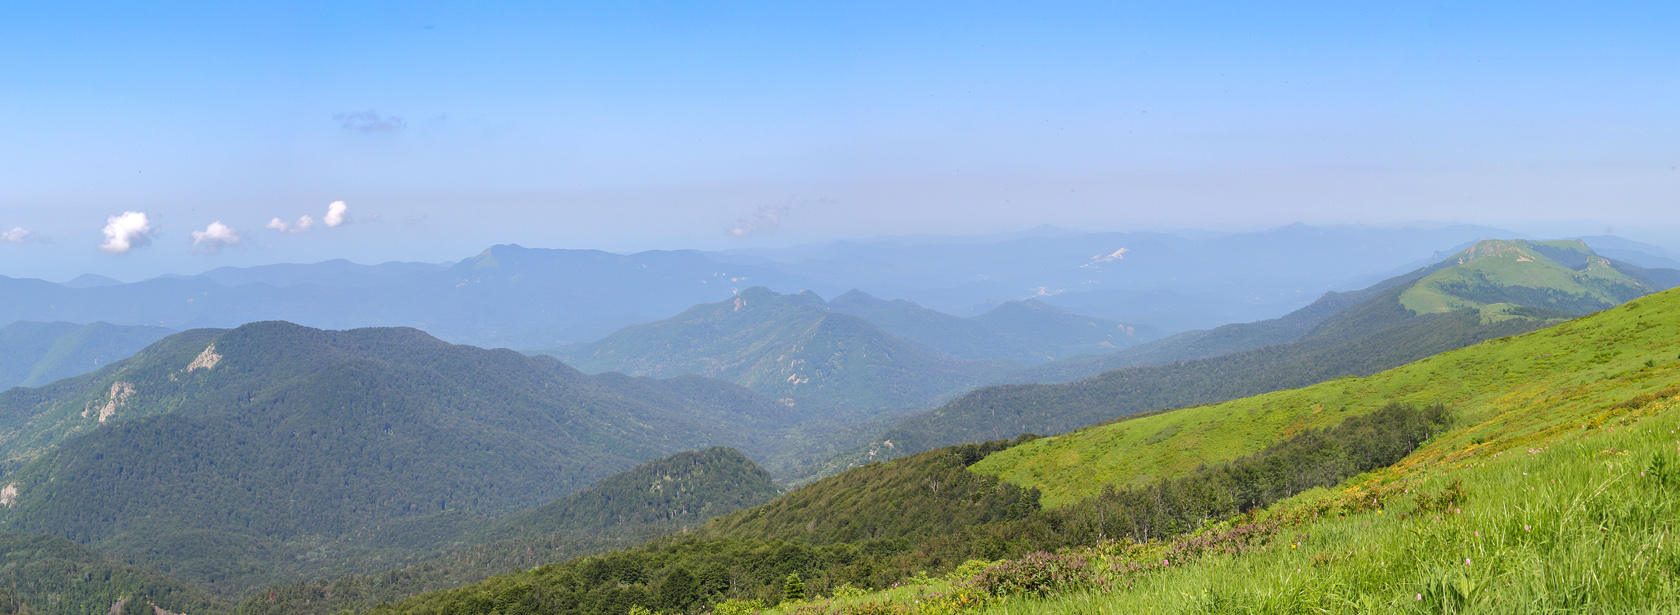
(98, 211, 155, 254)
(267, 202, 345, 233)
(266, 215, 314, 233)
(324, 201, 350, 227)
(190, 221, 242, 254)
(730, 205, 790, 238)
(2, 227, 31, 243)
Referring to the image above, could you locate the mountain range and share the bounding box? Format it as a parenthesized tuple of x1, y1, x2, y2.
(10, 224, 1659, 351)
(550, 287, 1157, 410)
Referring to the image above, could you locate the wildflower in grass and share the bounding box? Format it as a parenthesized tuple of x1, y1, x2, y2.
(1524, 525, 1531, 531)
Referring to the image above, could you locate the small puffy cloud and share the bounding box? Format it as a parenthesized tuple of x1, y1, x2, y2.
(324, 201, 350, 227)
(730, 205, 790, 238)
(2, 227, 32, 243)
(334, 111, 405, 132)
(98, 211, 155, 254)
(190, 221, 242, 254)
(265, 213, 322, 233)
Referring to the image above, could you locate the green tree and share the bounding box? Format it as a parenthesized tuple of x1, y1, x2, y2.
(782, 574, 805, 603)
(658, 568, 700, 613)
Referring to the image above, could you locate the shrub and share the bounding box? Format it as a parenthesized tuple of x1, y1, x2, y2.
(961, 551, 1094, 598)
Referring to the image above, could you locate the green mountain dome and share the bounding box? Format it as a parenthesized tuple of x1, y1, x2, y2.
(1399, 238, 1656, 315)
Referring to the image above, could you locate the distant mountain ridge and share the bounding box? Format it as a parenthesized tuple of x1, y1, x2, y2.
(827, 290, 1159, 365)
(0, 246, 815, 349)
(0, 321, 173, 391)
(553, 287, 1014, 410)
(8, 225, 1631, 349)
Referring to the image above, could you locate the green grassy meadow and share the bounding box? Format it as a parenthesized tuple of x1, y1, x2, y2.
(973, 290, 1679, 508)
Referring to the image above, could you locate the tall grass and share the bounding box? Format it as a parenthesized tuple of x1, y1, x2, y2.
(976, 397, 1680, 614)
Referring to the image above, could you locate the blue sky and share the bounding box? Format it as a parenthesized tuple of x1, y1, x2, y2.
(2, 1, 1676, 281)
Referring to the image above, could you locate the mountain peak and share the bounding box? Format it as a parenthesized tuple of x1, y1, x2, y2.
(1403, 238, 1649, 315)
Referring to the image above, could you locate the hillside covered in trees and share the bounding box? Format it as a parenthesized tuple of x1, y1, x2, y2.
(0, 323, 868, 594)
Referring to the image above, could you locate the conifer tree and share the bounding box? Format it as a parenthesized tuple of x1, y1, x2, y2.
(783, 574, 805, 602)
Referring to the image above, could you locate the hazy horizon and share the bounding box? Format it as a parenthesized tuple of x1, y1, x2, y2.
(4, 3, 1677, 281)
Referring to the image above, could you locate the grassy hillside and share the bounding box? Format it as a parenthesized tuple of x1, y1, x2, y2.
(557, 287, 1014, 410)
(827, 291, 1157, 365)
(0, 321, 173, 391)
(0, 322, 870, 594)
(830, 293, 1558, 473)
(972, 289, 1678, 507)
(774, 287, 1680, 614)
(827, 240, 1672, 472)
(1399, 239, 1656, 315)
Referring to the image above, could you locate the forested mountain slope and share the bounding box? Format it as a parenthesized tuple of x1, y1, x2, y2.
(0, 322, 172, 391)
(0, 323, 864, 593)
(479, 447, 779, 542)
(232, 447, 780, 615)
(0, 533, 223, 615)
(554, 287, 1016, 410)
(829, 239, 1677, 468)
